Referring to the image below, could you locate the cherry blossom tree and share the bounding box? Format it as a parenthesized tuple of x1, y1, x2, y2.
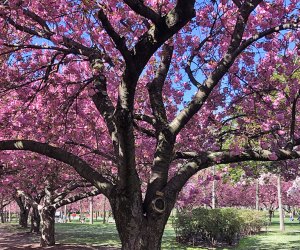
(0, 0, 300, 249)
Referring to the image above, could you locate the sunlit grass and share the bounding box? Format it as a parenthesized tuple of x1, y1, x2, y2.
(55, 214, 300, 250)
(3, 213, 300, 249)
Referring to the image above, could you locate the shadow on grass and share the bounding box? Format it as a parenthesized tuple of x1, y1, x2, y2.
(56, 223, 121, 248)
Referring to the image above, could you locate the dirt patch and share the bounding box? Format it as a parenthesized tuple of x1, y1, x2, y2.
(0, 224, 119, 250)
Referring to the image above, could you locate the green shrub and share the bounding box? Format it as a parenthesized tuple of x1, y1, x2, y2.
(173, 208, 267, 247)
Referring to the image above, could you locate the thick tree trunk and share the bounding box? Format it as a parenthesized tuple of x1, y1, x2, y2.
(40, 206, 56, 246)
(111, 194, 172, 250)
(115, 215, 166, 249)
(30, 207, 41, 233)
(19, 208, 30, 228)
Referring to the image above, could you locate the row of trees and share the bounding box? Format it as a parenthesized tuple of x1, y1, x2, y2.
(0, 0, 300, 249)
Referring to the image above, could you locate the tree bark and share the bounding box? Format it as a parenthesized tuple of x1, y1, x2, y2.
(30, 207, 41, 233)
(89, 197, 94, 224)
(19, 208, 30, 228)
(110, 193, 174, 250)
(277, 174, 285, 231)
(40, 206, 56, 246)
(255, 179, 259, 210)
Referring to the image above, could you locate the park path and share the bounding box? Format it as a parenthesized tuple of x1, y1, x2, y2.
(0, 224, 119, 250)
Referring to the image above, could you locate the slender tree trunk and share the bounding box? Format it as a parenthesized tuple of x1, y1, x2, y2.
(103, 197, 106, 224)
(64, 205, 67, 223)
(268, 210, 273, 223)
(212, 166, 216, 209)
(0, 208, 4, 223)
(277, 174, 285, 231)
(90, 197, 94, 224)
(79, 200, 83, 222)
(256, 179, 259, 210)
(30, 207, 41, 233)
(8, 203, 11, 222)
(40, 206, 56, 246)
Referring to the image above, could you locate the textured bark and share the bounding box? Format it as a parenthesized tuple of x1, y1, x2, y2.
(30, 207, 41, 233)
(19, 208, 30, 228)
(110, 190, 176, 250)
(40, 206, 56, 246)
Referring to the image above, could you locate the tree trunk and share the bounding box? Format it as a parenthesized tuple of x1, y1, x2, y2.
(212, 165, 216, 209)
(103, 197, 106, 224)
(268, 210, 273, 223)
(277, 174, 285, 231)
(110, 194, 171, 250)
(255, 179, 259, 210)
(40, 206, 56, 246)
(64, 205, 67, 223)
(30, 207, 41, 233)
(8, 204, 11, 222)
(90, 197, 94, 224)
(115, 213, 166, 249)
(19, 208, 30, 228)
(0, 209, 4, 223)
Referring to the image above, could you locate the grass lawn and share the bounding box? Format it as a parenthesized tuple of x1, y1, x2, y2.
(55, 214, 300, 250)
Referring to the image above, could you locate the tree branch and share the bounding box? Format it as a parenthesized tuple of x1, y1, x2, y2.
(166, 147, 300, 194)
(147, 44, 173, 130)
(97, 9, 131, 61)
(123, 0, 161, 25)
(0, 140, 113, 196)
(53, 189, 100, 209)
(169, 2, 300, 135)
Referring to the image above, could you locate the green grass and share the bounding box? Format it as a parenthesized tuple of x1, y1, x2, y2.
(55, 214, 300, 250)
(56, 222, 121, 247)
(3, 213, 299, 249)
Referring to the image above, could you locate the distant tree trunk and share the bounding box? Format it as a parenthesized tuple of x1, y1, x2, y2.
(40, 206, 56, 246)
(30, 207, 41, 233)
(8, 203, 11, 222)
(212, 166, 216, 209)
(79, 200, 83, 222)
(268, 209, 273, 223)
(256, 179, 259, 210)
(277, 174, 285, 231)
(89, 197, 94, 224)
(103, 197, 106, 224)
(0, 208, 4, 223)
(64, 205, 67, 223)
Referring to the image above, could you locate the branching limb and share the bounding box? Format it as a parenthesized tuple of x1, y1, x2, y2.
(147, 44, 173, 130)
(0, 140, 113, 196)
(97, 9, 131, 62)
(53, 189, 100, 209)
(166, 147, 300, 195)
(65, 140, 116, 163)
(123, 0, 161, 25)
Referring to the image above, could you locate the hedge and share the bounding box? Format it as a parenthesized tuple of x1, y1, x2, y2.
(172, 208, 267, 247)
